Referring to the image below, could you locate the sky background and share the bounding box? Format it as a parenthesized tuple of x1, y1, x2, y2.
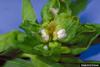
(0, 0, 100, 61)
(0, 0, 100, 34)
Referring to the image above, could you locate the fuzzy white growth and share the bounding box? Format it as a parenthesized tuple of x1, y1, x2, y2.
(50, 8, 59, 15)
(57, 29, 67, 39)
(40, 29, 49, 41)
(43, 45, 48, 50)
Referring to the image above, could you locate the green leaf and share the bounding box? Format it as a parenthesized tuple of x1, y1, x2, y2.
(41, 0, 60, 22)
(4, 58, 34, 67)
(55, 14, 80, 42)
(49, 42, 59, 48)
(33, 42, 62, 56)
(72, 33, 98, 48)
(17, 32, 27, 42)
(63, 17, 79, 42)
(67, 24, 100, 55)
(70, 0, 88, 15)
(22, 0, 36, 24)
(17, 32, 42, 54)
(72, 25, 99, 45)
(33, 44, 50, 56)
(20, 20, 40, 33)
(70, 31, 99, 55)
(93, 24, 100, 33)
(21, 0, 40, 33)
(48, 42, 62, 56)
(80, 24, 96, 33)
(61, 46, 71, 54)
(71, 47, 87, 55)
(59, 0, 72, 15)
(22, 54, 62, 67)
(0, 31, 18, 53)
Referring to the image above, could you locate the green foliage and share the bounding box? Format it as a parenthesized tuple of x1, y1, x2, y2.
(22, 0, 36, 24)
(41, 0, 60, 22)
(4, 54, 62, 67)
(70, 0, 88, 15)
(4, 59, 34, 67)
(0, 31, 18, 53)
(0, 0, 100, 67)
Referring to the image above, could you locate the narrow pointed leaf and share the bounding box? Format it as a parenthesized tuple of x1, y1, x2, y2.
(70, 0, 88, 15)
(22, 0, 36, 24)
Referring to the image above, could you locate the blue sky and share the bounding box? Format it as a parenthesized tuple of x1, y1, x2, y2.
(79, 0, 100, 24)
(0, 0, 100, 34)
(0, 0, 22, 34)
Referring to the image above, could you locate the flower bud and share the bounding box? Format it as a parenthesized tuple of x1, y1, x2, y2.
(43, 45, 48, 50)
(57, 29, 67, 39)
(40, 29, 49, 41)
(50, 8, 59, 16)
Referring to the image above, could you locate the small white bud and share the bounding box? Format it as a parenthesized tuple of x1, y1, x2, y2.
(40, 29, 49, 41)
(43, 45, 48, 50)
(57, 29, 67, 39)
(40, 29, 46, 35)
(42, 34, 49, 41)
(50, 8, 59, 15)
